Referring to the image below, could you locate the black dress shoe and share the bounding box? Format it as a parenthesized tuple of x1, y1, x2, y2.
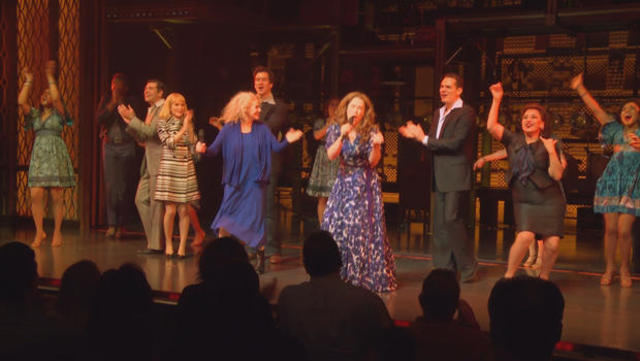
(137, 248, 164, 255)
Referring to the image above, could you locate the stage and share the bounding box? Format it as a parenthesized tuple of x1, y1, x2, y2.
(2, 217, 639, 354)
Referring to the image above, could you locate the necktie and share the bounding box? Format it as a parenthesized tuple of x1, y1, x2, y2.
(145, 105, 157, 125)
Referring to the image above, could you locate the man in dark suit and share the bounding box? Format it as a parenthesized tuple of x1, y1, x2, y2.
(399, 73, 478, 282)
(253, 66, 289, 263)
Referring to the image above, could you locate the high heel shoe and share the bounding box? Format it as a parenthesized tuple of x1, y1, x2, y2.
(256, 249, 265, 274)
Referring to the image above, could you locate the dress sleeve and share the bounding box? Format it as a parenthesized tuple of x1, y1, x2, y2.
(325, 123, 340, 148)
(500, 127, 516, 147)
(600, 118, 622, 146)
(157, 118, 174, 149)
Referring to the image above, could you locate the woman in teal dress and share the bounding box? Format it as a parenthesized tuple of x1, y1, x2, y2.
(18, 61, 75, 248)
(306, 97, 340, 223)
(572, 73, 640, 287)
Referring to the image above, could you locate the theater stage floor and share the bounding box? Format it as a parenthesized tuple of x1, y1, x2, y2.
(1, 218, 639, 354)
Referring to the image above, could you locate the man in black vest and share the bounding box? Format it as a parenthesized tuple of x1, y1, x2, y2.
(399, 73, 478, 282)
(253, 66, 289, 263)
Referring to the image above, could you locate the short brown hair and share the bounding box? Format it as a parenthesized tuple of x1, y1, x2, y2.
(442, 73, 463, 89)
(252, 66, 274, 84)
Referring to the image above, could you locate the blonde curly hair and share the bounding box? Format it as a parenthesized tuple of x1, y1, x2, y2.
(220, 91, 259, 124)
(334, 92, 377, 142)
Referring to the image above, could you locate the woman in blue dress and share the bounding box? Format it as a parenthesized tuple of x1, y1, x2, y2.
(572, 73, 640, 287)
(322, 91, 397, 292)
(196, 91, 303, 273)
(17, 61, 75, 248)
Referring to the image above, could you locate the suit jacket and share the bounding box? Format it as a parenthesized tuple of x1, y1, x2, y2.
(425, 103, 476, 192)
(259, 100, 289, 137)
(126, 110, 163, 177)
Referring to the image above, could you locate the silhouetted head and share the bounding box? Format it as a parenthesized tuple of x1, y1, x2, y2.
(0, 242, 38, 309)
(57, 260, 101, 322)
(489, 276, 564, 361)
(198, 236, 249, 282)
(303, 230, 342, 278)
(418, 268, 460, 322)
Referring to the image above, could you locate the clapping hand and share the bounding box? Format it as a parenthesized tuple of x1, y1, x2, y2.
(285, 128, 304, 143)
(195, 141, 207, 154)
(371, 130, 384, 145)
(628, 132, 640, 151)
(398, 121, 425, 142)
(117, 104, 136, 124)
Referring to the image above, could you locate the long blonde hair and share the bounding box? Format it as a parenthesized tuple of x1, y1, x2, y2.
(220, 91, 258, 124)
(158, 93, 187, 120)
(334, 91, 376, 142)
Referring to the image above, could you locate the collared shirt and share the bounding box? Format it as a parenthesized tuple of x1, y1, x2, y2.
(422, 98, 464, 145)
(260, 93, 276, 105)
(148, 98, 165, 113)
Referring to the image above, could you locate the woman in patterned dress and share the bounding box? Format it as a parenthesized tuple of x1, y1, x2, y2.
(321, 92, 397, 292)
(17, 61, 75, 248)
(306, 97, 340, 223)
(572, 73, 640, 287)
(154, 93, 200, 258)
(195, 92, 303, 273)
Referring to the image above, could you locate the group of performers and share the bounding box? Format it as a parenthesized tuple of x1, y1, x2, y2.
(17, 61, 640, 291)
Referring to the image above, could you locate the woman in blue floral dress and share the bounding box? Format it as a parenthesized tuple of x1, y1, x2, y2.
(321, 92, 397, 292)
(572, 73, 640, 287)
(18, 61, 75, 248)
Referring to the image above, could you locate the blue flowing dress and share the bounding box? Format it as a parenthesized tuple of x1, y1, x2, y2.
(594, 121, 640, 216)
(321, 123, 397, 292)
(207, 122, 288, 248)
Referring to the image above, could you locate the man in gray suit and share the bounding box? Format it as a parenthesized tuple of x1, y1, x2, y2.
(399, 73, 478, 282)
(117, 79, 165, 254)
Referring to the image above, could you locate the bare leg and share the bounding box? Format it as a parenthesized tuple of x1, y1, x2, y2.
(539, 236, 560, 280)
(602, 213, 619, 285)
(523, 240, 537, 267)
(618, 214, 635, 287)
(317, 197, 328, 224)
(50, 188, 64, 247)
(164, 203, 176, 255)
(30, 187, 46, 247)
(188, 205, 205, 247)
(532, 240, 544, 269)
(177, 204, 190, 257)
(505, 231, 535, 278)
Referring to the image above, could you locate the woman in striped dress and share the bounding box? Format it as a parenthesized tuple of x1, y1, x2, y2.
(155, 93, 200, 258)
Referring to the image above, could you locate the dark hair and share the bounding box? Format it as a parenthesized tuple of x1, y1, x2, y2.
(303, 230, 342, 277)
(57, 260, 101, 324)
(252, 65, 275, 84)
(619, 99, 640, 125)
(442, 73, 463, 89)
(418, 268, 460, 321)
(0, 242, 38, 307)
(146, 78, 166, 96)
(95, 263, 152, 316)
(199, 237, 249, 282)
(111, 73, 128, 85)
(520, 103, 552, 137)
(488, 276, 564, 361)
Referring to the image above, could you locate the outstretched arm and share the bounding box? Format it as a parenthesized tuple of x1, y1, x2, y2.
(18, 68, 33, 116)
(486, 82, 505, 141)
(45, 61, 65, 116)
(571, 73, 610, 125)
(474, 148, 507, 170)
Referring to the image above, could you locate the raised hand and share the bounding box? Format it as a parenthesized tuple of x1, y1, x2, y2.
(184, 109, 194, 127)
(285, 128, 304, 143)
(371, 130, 384, 145)
(489, 82, 503, 100)
(117, 104, 135, 123)
(540, 136, 557, 154)
(570, 73, 583, 90)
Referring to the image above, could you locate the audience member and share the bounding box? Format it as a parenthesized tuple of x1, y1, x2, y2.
(56, 260, 101, 330)
(277, 230, 393, 361)
(489, 276, 564, 361)
(174, 237, 292, 360)
(409, 268, 491, 361)
(86, 263, 156, 361)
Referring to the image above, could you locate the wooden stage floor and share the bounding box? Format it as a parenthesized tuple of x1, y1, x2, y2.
(1, 222, 639, 354)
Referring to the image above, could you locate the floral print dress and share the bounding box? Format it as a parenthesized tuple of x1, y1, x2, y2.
(321, 123, 397, 292)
